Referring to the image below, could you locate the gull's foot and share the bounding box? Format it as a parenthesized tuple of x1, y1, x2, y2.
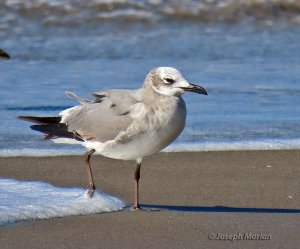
(131, 204, 142, 211)
(130, 205, 160, 212)
(86, 184, 95, 198)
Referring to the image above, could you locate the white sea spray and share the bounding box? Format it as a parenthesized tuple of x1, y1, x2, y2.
(0, 178, 125, 226)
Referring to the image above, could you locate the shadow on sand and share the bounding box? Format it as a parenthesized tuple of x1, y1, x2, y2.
(138, 205, 300, 214)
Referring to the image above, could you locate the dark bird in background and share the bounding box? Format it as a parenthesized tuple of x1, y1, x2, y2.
(0, 48, 10, 60)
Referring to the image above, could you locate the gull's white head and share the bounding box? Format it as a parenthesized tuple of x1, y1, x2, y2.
(144, 67, 207, 97)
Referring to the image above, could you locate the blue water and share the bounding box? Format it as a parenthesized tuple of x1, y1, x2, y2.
(1, 1, 300, 155)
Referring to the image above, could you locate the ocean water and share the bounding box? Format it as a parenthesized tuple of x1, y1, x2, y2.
(1, 0, 300, 155)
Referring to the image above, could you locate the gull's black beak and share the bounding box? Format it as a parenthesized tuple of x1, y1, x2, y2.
(180, 83, 207, 95)
(0, 48, 10, 60)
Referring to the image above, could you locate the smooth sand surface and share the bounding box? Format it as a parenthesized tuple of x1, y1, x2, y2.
(0, 150, 299, 249)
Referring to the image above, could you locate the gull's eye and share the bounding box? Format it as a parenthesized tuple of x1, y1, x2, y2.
(164, 77, 175, 84)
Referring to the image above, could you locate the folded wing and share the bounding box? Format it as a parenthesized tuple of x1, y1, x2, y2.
(60, 90, 139, 142)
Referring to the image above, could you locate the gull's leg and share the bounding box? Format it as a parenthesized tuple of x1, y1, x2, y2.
(133, 162, 142, 209)
(85, 149, 96, 197)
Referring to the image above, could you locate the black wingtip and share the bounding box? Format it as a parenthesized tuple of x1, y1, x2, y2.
(17, 116, 61, 124)
(17, 116, 34, 122)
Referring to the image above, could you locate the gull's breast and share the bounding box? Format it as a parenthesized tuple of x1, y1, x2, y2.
(149, 97, 187, 152)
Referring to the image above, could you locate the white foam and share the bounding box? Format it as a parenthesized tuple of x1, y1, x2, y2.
(1, 139, 300, 157)
(0, 178, 125, 226)
(52, 138, 83, 144)
(163, 138, 300, 152)
(0, 149, 84, 157)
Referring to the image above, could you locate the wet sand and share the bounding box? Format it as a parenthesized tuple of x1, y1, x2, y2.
(0, 150, 299, 249)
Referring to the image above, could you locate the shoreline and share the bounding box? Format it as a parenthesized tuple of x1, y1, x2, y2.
(1, 150, 299, 249)
(2, 141, 300, 157)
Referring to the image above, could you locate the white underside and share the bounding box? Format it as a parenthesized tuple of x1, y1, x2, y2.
(84, 131, 169, 161)
(52, 124, 183, 161)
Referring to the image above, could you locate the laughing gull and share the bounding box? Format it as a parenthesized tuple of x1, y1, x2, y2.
(0, 48, 10, 59)
(18, 67, 207, 210)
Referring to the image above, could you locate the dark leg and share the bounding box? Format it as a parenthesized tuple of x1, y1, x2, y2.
(85, 149, 96, 197)
(133, 162, 141, 209)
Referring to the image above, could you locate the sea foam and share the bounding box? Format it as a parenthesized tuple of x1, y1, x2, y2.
(1, 138, 300, 157)
(163, 139, 300, 152)
(0, 178, 125, 226)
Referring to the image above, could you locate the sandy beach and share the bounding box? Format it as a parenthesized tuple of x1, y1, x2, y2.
(0, 150, 299, 249)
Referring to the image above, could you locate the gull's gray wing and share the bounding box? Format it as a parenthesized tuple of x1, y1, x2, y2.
(61, 90, 140, 142)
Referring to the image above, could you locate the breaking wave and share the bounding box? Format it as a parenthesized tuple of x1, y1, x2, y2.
(0, 178, 125, 226)
(1, 0, 300, 35)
